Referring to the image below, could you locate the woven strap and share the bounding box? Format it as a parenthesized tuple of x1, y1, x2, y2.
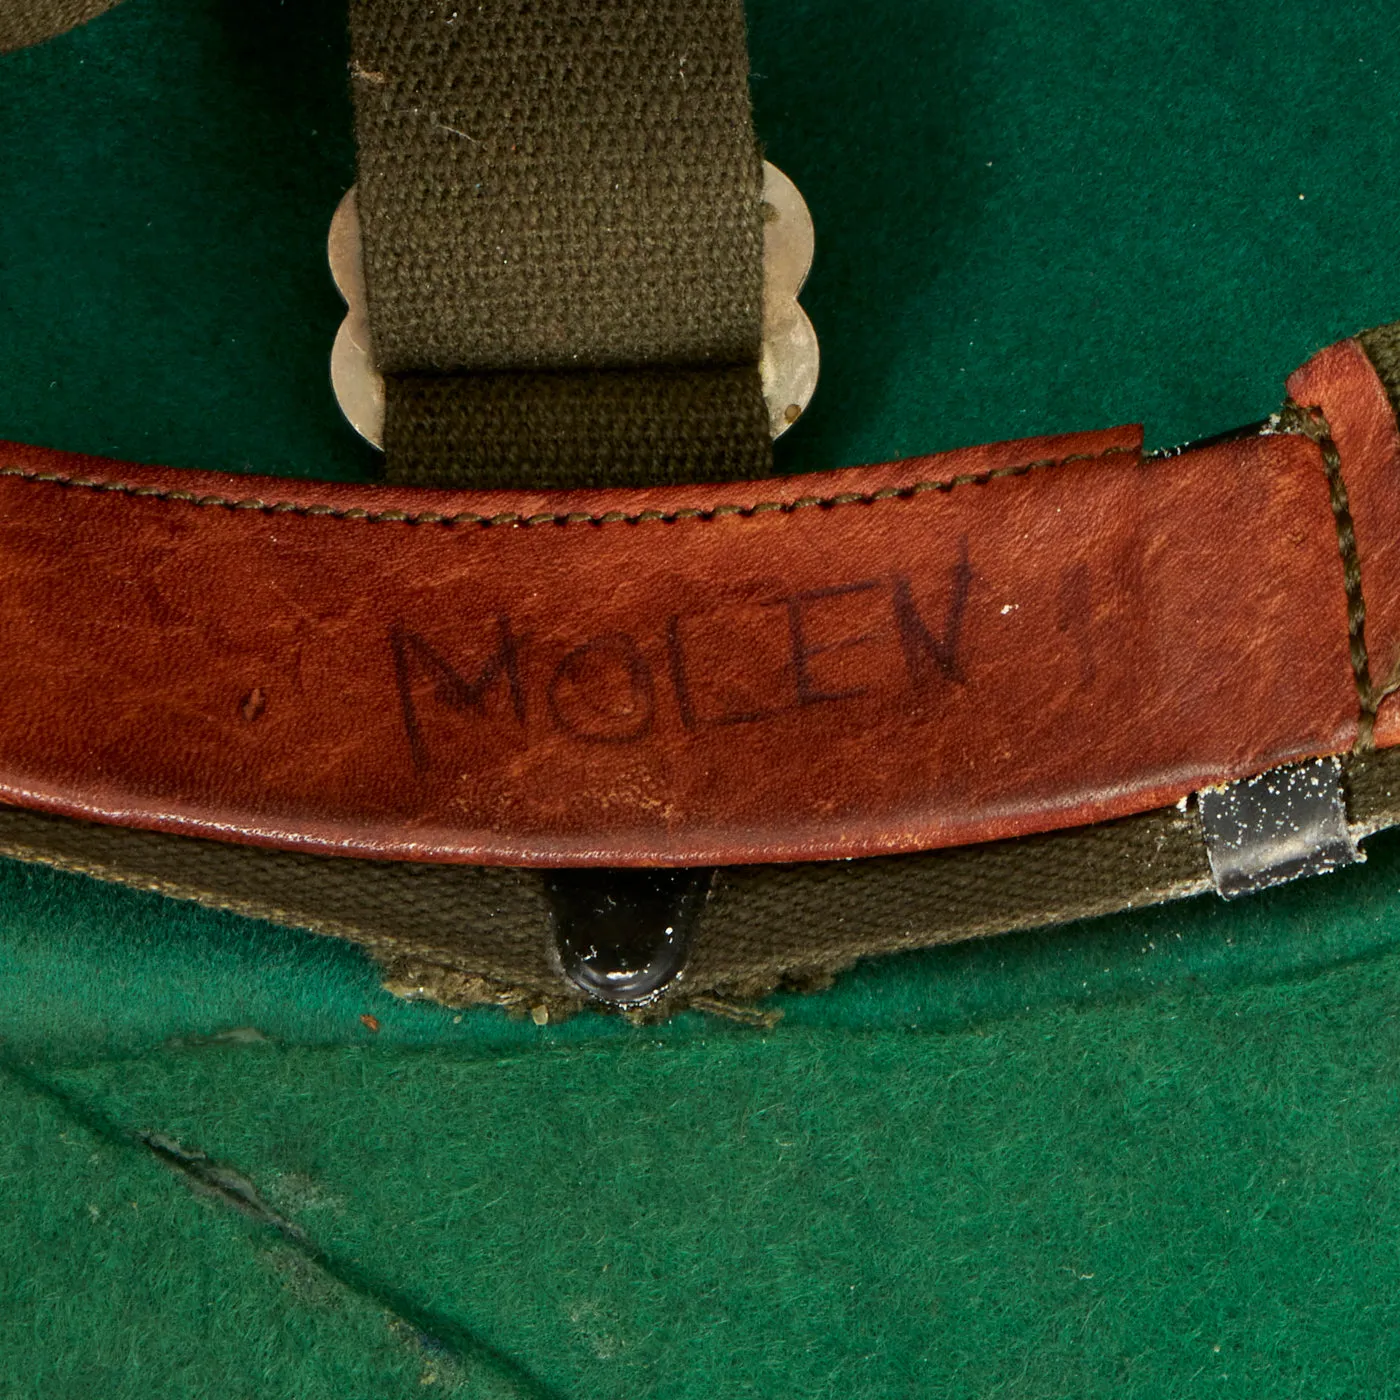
(6, 745, 1400, 1019)
(347, 0, 772, 487)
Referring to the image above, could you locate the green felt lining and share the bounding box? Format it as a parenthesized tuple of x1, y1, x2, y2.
(6, 0, 1400, 1393)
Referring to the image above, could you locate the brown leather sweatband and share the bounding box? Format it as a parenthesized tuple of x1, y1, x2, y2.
(1288, 336, 1400, 742)
(0, 331, 1392, 872)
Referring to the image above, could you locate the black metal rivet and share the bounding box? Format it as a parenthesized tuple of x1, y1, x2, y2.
(544, 867, 713, 1006)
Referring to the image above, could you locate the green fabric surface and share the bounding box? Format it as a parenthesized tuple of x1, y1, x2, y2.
(5, 0, 1400, 1394)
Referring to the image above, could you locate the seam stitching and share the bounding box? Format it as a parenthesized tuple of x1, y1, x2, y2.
(0, 444, 1138, 530)
(1278, 399, 1376, 750)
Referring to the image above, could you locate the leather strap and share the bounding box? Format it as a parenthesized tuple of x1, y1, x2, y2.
(347, 0, 771, 487)
(1, 329, 1398, 1011)
(1288, 335, 1400, 745)
(0, 332, 1386, 868)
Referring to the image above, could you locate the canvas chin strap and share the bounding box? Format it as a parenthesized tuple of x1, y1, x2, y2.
(345, 0, 774, 490)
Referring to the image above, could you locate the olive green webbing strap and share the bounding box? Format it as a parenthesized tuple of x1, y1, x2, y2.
(0, 0, 122, 52)
(1358, 322, 1400, 416)
(347, 0, 772, 488)
(386, 366, 771, 490)
(6, 746, 1400, 1018)
(0, 796, 1213, 1019)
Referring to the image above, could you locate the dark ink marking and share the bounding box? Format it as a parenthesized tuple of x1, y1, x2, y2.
(893, 538, 971, 689)
(390, 619, 525, 772)
(547, 633, 655, 744)
(665, 613, 789, 730)
(766, 580, 881, 706)
(665, 615, 699, 731)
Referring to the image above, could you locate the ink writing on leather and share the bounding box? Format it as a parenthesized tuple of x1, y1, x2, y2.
(391, 544, 972, 771)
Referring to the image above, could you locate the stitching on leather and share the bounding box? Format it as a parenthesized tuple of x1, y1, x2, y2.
(1277, 399, 1376, 749)
(0, 444, 1137, 529)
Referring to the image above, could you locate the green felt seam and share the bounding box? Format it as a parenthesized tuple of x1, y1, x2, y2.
(13, 939, 1400, 1398)
(0, 1062, 493, 1398)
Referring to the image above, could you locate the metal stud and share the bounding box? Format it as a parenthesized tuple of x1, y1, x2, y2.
(545, 868, 713, 1006)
